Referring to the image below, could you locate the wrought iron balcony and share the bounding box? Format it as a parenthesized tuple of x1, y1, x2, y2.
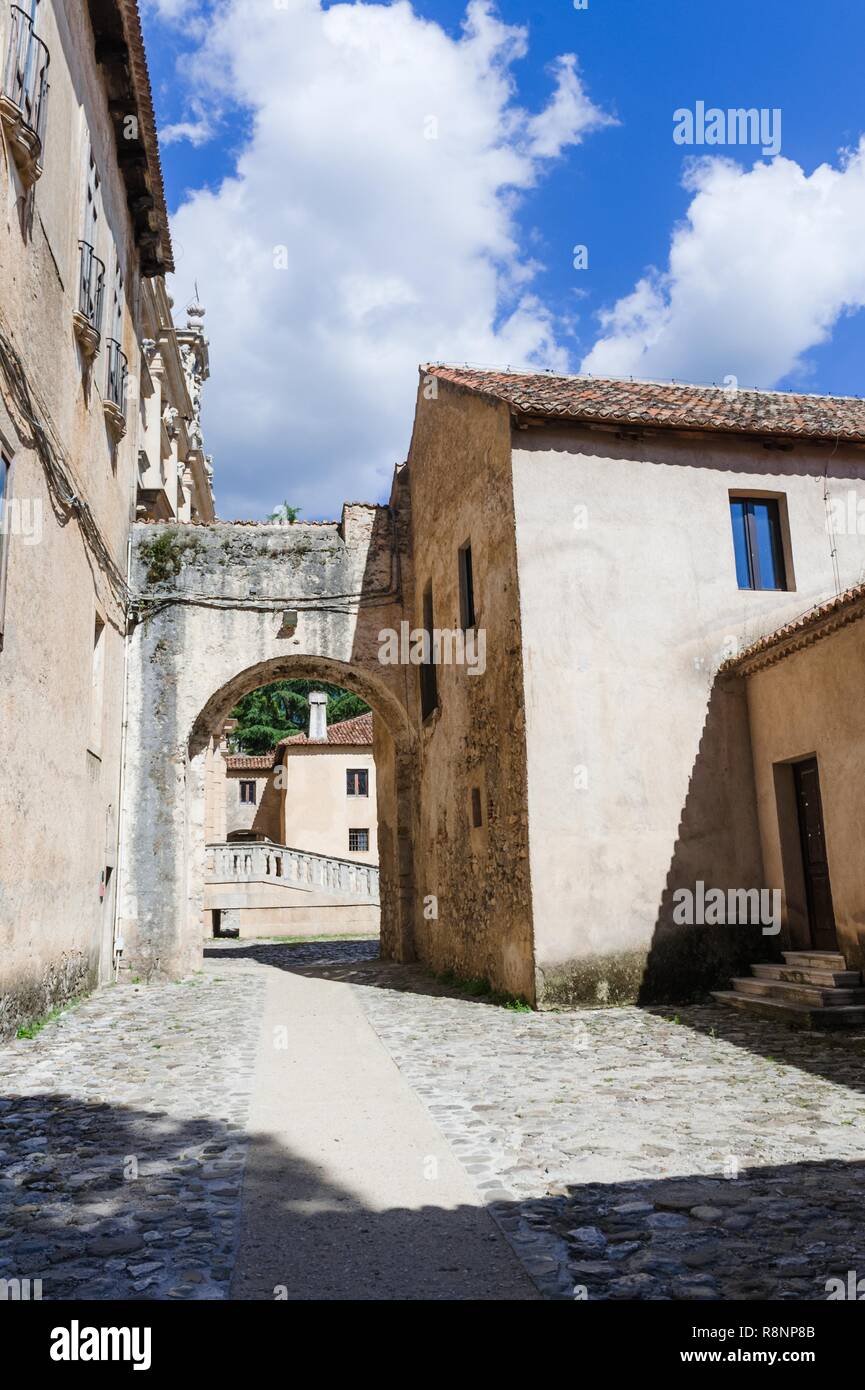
(1, 4, 49, 184)
(105, 339, 127, 413)
(74, 240, 105, 358)
(103, 338, 128, 440)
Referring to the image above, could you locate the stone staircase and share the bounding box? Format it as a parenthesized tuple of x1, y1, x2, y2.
(713, 951, 865, 1029)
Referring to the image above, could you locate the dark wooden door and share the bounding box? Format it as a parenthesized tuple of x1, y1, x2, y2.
(793, 758, 837, 952)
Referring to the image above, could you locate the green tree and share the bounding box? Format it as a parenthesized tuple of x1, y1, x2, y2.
(229, 680, 369, 754)
(269, 500, 302, 523)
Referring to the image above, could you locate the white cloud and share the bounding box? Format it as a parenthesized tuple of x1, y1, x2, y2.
(160, 117, 214, 147)
(581, 143, 865, 387)
(160, 0, 612, 518)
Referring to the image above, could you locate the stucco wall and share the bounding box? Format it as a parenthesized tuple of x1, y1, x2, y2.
(225, 768, 281, 839)
(743, 618, 865, 970)
(405, 381, 535, 1002)
(511, 425, 865, 1005)
(280, 746, 378, 861)
(0, 0, 144, 1035)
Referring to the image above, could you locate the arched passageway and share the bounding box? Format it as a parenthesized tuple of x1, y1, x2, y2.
(189, 657, 416, 961)
(117, 509, 418, 980)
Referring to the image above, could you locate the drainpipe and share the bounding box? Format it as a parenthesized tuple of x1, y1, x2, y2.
(111, 509, 134, 981)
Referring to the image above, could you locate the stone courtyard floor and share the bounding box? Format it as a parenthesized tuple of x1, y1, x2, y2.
(2, 936, 865, 1300)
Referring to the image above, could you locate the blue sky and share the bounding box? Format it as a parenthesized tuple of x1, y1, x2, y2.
(141, 0, 865, 519)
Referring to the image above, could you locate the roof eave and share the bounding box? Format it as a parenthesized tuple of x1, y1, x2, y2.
(88, 0, 174, 277)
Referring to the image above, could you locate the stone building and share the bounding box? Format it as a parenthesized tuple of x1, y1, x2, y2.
(200, 697, 380, 939)
(113, 368, 865, 1012)
(136, 284, 215, 524)
(0, 0, 211, 1036)
(3, 5, 864, 1030)
(713, 581, 865, 1025)
(403, 368, 865, 1008)
(277, 704, 378, 863)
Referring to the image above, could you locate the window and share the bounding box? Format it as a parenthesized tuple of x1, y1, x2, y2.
(105, 256, 127, 412)
(239, 780, 256, 804)
(420, 580, 438, 719)
(349, 828, 369, 852)
(729, 497, 788, 590)
(0, 455, 10, 650)
(83, 149, 100, 247)
(346, 768, 368, 797)
(2, 0, 49, 153)
(77, 151, 105, 339)
(458, 541, 476, 630)
(470, 787, 483, 828)
(89, 613, 105, 753)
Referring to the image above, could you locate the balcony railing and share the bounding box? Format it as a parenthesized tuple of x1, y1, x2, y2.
(206, 841, 380, 903)
(2, 5, 49, 147)
(105, 339, 127, 414)
(77, 240, 105, 341)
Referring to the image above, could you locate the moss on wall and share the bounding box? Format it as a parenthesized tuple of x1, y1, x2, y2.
(137, 528, 206, 586)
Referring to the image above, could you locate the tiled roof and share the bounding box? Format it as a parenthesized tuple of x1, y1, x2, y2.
(426, 366, 865, 443)
(278, 712, 373, 748)
(224, 753, 276, 770)
(721, 581, 865, 674)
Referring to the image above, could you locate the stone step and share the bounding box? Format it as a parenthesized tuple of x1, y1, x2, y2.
(783, 950, 847, 971)
(752, 962, 861, 988)
(712, 991, 865, 1030)
(731, 976, 865, 1008)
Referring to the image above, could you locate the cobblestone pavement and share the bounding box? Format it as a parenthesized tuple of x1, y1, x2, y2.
(3, 937, 865, 1301)
(0, 968, 263, 1300)
(227, 940, 865, 1302)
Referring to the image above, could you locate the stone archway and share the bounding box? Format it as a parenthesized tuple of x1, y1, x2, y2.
(116, 507, 418, 981)
(187, 655, 416, 966)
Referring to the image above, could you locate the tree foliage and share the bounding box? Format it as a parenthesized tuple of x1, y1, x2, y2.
(229, 680, 370, 754)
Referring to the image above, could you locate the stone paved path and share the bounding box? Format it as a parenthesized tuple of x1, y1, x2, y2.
(0, 969, 262, 1299)
(3, 937, 865, 1300)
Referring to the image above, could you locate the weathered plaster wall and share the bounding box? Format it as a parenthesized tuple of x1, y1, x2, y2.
(405, 381, 535, 1002)
(743, 618, 865, 970)
(0, 1, 145, 1035)
(119, 504, 414, 981)
(511, 425, 865, 1006)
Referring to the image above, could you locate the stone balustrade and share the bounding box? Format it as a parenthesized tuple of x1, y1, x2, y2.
(206, 841, 379, 903)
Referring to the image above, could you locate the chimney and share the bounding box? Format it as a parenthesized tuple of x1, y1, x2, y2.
(308, 690, 328, 742)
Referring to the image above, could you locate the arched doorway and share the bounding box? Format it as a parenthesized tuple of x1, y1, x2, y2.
(186, 657, 417, 966)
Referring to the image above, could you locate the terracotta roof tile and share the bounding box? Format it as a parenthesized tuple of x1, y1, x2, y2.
(278, 712, 373, 748)
(224, 753, 277, 770)
(721, 581, 865, 673)
(426, 366, 865, 443)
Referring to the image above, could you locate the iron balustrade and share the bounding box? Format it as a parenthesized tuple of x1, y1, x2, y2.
(105, 338, 127, 414)
(2, 5, 49, 145)
(77, 240, 105, 339)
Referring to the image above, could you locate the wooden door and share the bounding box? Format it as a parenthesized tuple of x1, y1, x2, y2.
(793, 758, 837, 952)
